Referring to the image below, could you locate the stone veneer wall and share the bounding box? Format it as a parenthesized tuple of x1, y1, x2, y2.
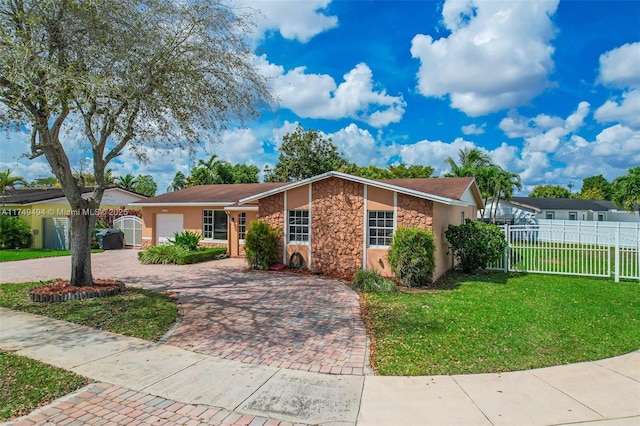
(396, 193, 433, 229)
(258, 192, 285, 262)
(311, 178, 364, 277)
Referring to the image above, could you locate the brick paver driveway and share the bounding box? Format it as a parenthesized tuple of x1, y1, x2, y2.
(0, 250, 369, 375)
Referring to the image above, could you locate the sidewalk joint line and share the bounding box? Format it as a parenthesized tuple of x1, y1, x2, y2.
(531, 369, 606, 419)
(451, 375, 495, 426)
(232, 366, 281, 412)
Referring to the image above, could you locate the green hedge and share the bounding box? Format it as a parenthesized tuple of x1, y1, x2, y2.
(176, 247, 227, 264)
(138, 246, 227, 265)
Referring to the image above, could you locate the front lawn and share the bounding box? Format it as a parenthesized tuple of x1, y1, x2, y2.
(0, 283, 178, 341)
(0, 351, 89, 420)
(363, 272, 640, 376)
(0, 249, 104, 262)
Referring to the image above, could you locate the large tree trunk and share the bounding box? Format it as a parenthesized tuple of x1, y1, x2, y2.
(68, 197, 99, 287)
(69, 210, 94, 286)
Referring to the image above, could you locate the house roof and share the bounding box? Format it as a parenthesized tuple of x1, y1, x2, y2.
(1, 186, 145, 205)
(238, 171, 482, 208)
(131, 183, 288, 206)
(510, 197, 619, 212)
(379, 177, 479, 202)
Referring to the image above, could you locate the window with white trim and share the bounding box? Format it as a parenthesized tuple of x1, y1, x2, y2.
(288, 210, 309, 242)
(368, 211, 394, 247)
(238, 213, 247, 240)
(569, 211, 577, 221)
(598, 212, 605, 222)
(545, 211, 555, 220)
(203, 210, 228, 240)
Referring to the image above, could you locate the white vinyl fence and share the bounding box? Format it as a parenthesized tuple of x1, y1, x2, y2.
(488, 221, 640, 282)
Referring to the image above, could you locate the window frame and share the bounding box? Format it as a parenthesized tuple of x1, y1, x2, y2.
(288, 210, 310, 243)
(368, 210, 394, 248)
(238, 212, 247, 242)
(569, 211, 578, 221)
(203, 209, 228, 241)
(597, 212, 605, 222)
(545, 211, 555, 220)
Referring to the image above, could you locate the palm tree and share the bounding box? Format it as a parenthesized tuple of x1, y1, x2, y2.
(491, 169, 522, 221)
(116, 174, 137, 191)
(444, 147, 493, 177)
(0, 169, 28, 209)
(167, 171, 186, 192)
(185, 154, 222, 187)
(104, 168, 115, 185)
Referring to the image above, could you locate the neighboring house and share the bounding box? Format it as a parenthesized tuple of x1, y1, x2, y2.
(133, 171, 483, 281)
(1, 187, 147, 249)
(131, 182, 288, 256)
(481, 197, 640, 224)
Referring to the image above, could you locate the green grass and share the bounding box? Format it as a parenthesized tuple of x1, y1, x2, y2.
(0, 249, 105, 262)
(363, 272, 640, 376)
(0, 283, 178, 341)
(0, 351, 90, 420)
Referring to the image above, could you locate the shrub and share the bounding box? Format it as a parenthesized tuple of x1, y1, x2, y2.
(138, 245, 187, 264)
(445, 219, 507, 273)
(168, 230, 201, 251)
(352, 269, 396, 292)
(0, 217, 32, 249)
(244, 221, 281, 270)
(387, 227, 436, 287)
(177, 247, 227, 264)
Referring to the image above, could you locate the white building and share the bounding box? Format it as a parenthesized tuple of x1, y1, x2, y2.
(480, 197, 640, 224)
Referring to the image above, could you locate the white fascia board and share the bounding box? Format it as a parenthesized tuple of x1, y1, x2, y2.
(128, 202, 234, 207)
(27, 188, 146, 205)
(239, 171, 471, 207)
(224, 205, 259, 212)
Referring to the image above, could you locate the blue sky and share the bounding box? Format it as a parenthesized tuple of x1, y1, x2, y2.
(1, 0, 639, 195)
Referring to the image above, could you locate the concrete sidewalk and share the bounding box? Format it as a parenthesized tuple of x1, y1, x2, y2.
(1, 308, 639, 425)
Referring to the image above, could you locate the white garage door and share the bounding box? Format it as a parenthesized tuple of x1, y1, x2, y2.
(156, 214, 184, 244)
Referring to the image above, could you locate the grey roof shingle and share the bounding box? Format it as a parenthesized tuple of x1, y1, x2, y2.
(511, 197, 618, 211)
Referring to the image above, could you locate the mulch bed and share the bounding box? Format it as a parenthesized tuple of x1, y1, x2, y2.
(29, 279, 125, 303)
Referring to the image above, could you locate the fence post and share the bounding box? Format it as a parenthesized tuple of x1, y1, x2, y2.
(614, 223, 620, 283)
(637, 223, 640, 282)
(504, 224, 509, 273)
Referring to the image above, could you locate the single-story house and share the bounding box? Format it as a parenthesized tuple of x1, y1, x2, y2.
(133, 171, 483, 281)
(481, 197, 640, 224)
(1, 187, 147, 249)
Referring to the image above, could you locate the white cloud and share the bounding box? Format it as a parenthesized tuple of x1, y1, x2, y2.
(256, 56, 405, 127)
(594, 89, 640, 130)
(461, 123, 486, 135)
(328, 124, 379, 166)
(597, 42, 640, 89)
(244, 0, 338, 43)
(591, 124, 640, 161)
(488, 142, 518, 171)
(500, 102, 590, 151)
(213, 128, 265, 164)
(410, 0, 558, 116)
(595, 43, 640, 131)
(391, 137, 478, 176)
(556, 124, 640, 178)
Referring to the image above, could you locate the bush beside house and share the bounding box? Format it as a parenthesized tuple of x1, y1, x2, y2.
(387, 227, 436, 287)
(244, 221, 281, 270)
(445, 219, 507, 273)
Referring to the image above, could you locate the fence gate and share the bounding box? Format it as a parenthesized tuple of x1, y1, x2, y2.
(489, 221, 640, 282)
(42, 217, 70, 250)
(113, 215, 143, 247)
